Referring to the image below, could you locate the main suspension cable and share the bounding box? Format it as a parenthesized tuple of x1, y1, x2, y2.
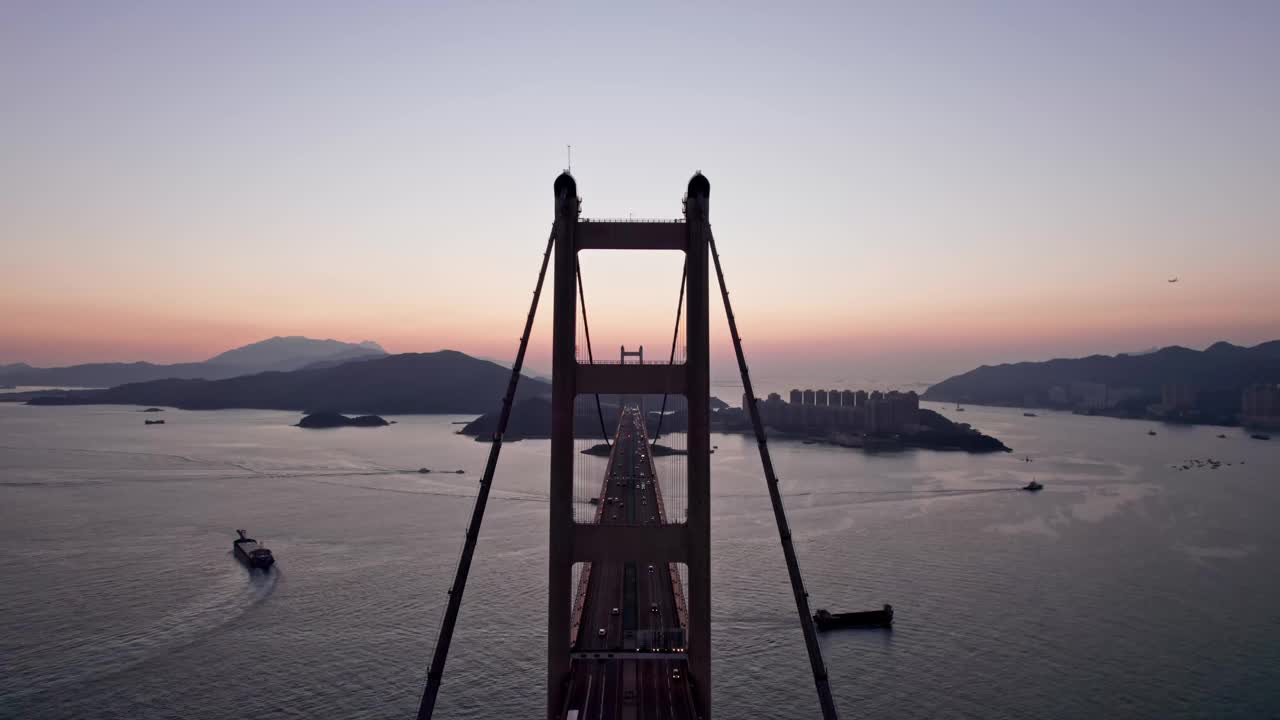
(575, 256, 612, 447)
(708, 229, 841, 720)
(653, 258, 688, 442)
(416, 229, 555, 720)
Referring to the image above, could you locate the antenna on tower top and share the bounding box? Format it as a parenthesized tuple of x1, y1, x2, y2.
(567, 144, 572, 173)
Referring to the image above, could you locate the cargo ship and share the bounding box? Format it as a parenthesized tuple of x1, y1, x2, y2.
(813, 604, 893, 630)
(233, 529, 275, 569)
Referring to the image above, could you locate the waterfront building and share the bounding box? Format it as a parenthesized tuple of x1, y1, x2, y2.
(1162, 384, 1197, 410)
(1242, 383, 1280, 428)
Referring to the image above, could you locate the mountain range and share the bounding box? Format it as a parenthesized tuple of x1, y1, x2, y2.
(25, 351, 549, 415)
(923, 340, 1280, 419)
(0, 336, 386, 388)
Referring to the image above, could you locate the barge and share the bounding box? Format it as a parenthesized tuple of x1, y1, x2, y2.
(814, 604, 893, 630)
(233, 529, 275, 570)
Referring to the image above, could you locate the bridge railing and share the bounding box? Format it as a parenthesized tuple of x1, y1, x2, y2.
(579, 217, 685, 224)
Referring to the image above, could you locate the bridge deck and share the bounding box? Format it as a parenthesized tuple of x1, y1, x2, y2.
(562, 407, 698, 719)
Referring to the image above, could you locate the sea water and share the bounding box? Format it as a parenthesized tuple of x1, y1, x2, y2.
(2, 402, 1278, 718)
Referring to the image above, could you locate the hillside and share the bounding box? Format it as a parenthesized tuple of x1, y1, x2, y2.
(25, 351, 549, 414)
(923, 340, 1280, 419)
(206, 336, 385, 371)
(0, 336, 386, 388)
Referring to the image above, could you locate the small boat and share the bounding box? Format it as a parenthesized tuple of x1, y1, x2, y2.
(144, 419, 165, 425)
(1023, 412, 1037, 417)
(814, 605, 893, 630)
(1147, 430, 1157, 436)
(418, 468, 431, 474)
(1217, 434, 1227, 439)
(1252, 434, 1271, 441)
(233, 529, 275, 569)
(1023, 479, 1044, 492)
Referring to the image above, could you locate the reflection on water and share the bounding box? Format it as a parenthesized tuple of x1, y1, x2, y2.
(2, 402, 1279, 718)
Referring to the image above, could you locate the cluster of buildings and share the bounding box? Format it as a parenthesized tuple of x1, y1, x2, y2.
(742, 388, 922, 435)
(1066, 381, 1280, 427)
(1046, 381, 1144, 411)
(1242, 383, 1280, 429)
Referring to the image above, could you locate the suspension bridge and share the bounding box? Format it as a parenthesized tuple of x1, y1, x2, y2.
(416, 173, 840, 719)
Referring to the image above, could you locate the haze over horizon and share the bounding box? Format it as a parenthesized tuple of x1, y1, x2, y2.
(4, 2, 1278, 383)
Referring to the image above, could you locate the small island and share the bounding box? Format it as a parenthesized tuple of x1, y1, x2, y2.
(296, 411, 390, 429)
(722, 405, 1009, 453)
(581, 442, 688, 457)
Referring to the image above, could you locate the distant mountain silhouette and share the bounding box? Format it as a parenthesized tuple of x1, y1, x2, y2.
(206, 336, 385, 371)
(0, 336, 386, 388)
(924, 340, 1280, 414)
(25, 351, 549, 414)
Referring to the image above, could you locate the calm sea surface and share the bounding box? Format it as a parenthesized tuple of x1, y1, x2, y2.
(2, 401, 1279, 719)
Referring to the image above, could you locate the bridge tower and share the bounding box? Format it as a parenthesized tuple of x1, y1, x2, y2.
(547, 173, 712, 718)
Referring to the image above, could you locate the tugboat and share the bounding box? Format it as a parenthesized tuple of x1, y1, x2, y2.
(144, 419, 165, 425)
(233, 529, 275, 570)
(1023, 479, 1044, 492)
(1252, 433, 1271, 441)
(814, 604, 893, 630)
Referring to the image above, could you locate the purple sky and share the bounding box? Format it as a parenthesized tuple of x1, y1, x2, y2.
(3, 2, 1278, 383)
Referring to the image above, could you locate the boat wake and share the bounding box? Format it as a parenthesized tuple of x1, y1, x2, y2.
(2, 562, 278, 705)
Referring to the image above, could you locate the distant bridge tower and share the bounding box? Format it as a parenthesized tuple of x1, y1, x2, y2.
(620, 345, 644, 364)
(548, 173, 711, 718)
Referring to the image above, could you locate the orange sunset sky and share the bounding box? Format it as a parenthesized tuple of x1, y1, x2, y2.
(4, 4, 1278, 385)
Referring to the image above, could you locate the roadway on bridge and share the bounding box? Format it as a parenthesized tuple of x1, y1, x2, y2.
(563, 407, 697, 720)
